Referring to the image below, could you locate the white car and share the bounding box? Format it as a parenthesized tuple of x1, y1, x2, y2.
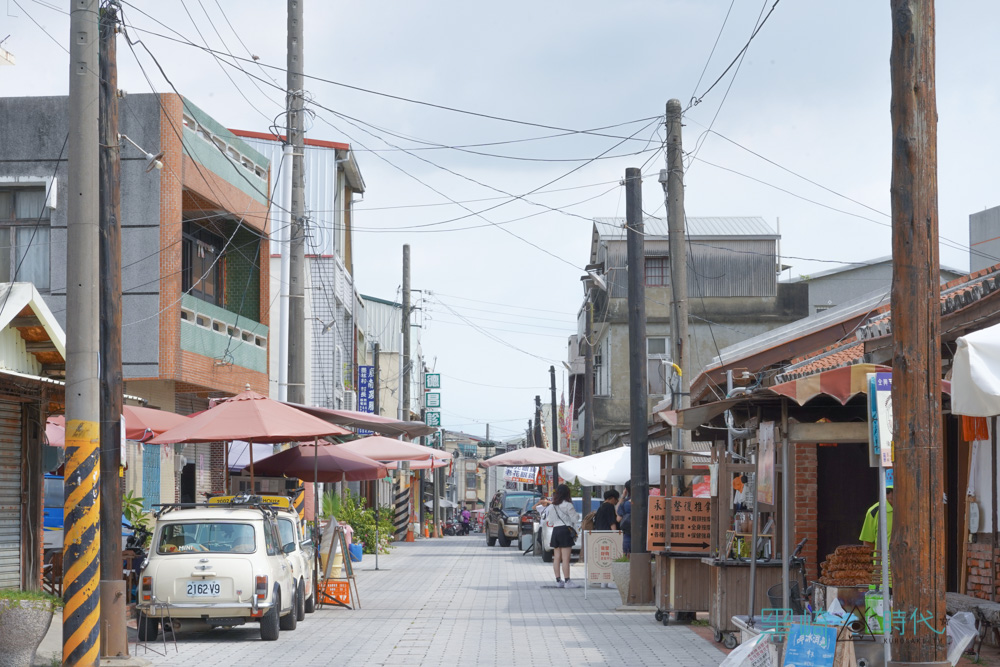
(136, 495, 298, 641)
(269, 498, 317, 618)
(536, 497, 602, 562)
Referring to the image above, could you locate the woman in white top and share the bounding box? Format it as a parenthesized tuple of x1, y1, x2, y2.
(536, 484, 580, 588)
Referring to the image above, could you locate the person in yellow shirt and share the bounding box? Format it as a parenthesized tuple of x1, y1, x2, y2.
(859, 485, 892, 549)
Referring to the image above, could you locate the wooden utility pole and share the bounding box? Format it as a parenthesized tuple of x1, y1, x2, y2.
(624, 167, 652, 604)
(663, 99, 690, 452)
(98, 4, 127, 657)
(286, 0, 306, 404)
(65, 0, 102, 663)
(581, 302, 594, 521)
(889, 1, 946, 664)
(549, 365, 559, 486)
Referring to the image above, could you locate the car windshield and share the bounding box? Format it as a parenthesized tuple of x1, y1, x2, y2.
(503, 494, 538, 511)
(44, 478, 62, 509)
(277, 517, 296, 549)
(156, 522, 255, 554)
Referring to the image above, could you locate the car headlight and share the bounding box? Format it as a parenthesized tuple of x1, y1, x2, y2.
(505, 517, 519, 525)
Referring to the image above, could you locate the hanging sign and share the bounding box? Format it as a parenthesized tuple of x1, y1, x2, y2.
(425, 374, 441, 390)
(425, 392, 441, 408)
(868, 372, 893, 468)
(425, 411, 441, 427)
(504, 466, 536, 484)
(356, 365, 375, 436)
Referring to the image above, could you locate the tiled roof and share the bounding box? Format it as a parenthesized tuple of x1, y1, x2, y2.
(775, 341, 866, 382)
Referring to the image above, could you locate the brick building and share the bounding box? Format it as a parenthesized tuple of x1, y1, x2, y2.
(0, 94, 271, 507)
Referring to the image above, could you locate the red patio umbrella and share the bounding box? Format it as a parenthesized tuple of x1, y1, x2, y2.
(123, 405, 190, 442)
(149, 388, 352, 445)
(245, 443, 388, 483)
(45, 415, 64, 447)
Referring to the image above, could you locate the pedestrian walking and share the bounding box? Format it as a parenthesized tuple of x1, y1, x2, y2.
(536, 484, 580, 588)
(617, 481, 632, 557)
(593, 489, 620, 531)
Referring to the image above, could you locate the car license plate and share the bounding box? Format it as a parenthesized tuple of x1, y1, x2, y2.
(186, 581, 221, 597)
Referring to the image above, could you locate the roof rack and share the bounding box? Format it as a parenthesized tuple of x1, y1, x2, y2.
(153, 498, 279, 519)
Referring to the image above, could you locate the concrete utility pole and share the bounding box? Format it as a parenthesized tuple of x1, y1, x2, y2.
(373, 342, 381, 416)
(286, 0, 306, 404)
(65, 0, 101, 663)
(277, 142, 293, 402)
(663, 99, 690, 459)
(549, 365, 559, 487)
(98, 4, 127, 657)
(581, 302, 594, 522)
(889, 1, 946, 664)
(402, 245, 411, 420)
(624, 167, 652, 605)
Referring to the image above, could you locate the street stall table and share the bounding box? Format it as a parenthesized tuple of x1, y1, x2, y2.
(648, 445, 714, 626)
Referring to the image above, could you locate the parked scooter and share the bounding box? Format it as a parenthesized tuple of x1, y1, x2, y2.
(443, 519, 469, 536)
(123, 521, 152, 603)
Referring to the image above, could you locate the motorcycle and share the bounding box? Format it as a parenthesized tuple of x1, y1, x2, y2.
(444, 519, 470, 536)
(123, 521, 152, 603)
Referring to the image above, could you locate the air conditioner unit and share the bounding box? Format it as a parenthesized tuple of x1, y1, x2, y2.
(343, 390, 356, 412)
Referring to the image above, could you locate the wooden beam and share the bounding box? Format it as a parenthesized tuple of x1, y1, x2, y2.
(24, 341, 58, 352)
(788, 421, 868, 444)
(10, 316, 42, 328)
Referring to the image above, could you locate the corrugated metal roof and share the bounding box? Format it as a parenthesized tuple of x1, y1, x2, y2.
(593, 216, 777, 240)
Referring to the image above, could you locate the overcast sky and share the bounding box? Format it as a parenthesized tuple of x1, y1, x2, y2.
(3, 1, 997, 440)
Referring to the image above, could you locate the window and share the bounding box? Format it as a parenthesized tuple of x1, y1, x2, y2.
(465, 473, 478, 490)
(593, 337, 609, 396)
(156, 522, 256, 554)
(645, 256, 669, 286)
(647, 336, 671, 396)
(182, 221, 224, 306)
(0, 187, 51, 290)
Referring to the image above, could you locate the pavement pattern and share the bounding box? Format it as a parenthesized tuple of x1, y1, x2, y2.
(131, 535, 725, 667)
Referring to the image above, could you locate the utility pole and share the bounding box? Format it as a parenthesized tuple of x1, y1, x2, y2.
(663, 98, 690, 456)
(402, 245, 411, 420)
(549, 365, 559, 488)
(286, 0, 306, 404)
(277, 142, 293, 401)
(581, 302, 594, 522)
(98, 4, 127, 657)
(889, 1, 946, 664)
(373, 342, 381, 416)
(624, 166, 652, 605)
(65, 0, 101, 663)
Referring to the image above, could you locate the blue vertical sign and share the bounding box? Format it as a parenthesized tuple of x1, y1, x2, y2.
(357, 365, 375, 435)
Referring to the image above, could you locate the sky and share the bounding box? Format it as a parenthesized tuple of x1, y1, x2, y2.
(3, 1, 999, 441)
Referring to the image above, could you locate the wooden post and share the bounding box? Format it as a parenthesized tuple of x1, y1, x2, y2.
(889, 0, 946, 663)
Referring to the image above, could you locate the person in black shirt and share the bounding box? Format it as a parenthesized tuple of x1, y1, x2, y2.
(593, 489, 620, 531)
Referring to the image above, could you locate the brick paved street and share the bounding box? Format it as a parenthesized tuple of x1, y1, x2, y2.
(132, 535, 725, 666)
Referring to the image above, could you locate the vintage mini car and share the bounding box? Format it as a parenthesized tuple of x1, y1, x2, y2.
(136, 496, 298, 641)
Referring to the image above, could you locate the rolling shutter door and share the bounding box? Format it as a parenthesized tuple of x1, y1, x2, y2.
(0, 401, 22, 588)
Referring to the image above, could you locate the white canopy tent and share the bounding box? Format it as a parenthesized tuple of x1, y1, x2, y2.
(556, 446, 661, 486)
(952, 321, 1000, 417)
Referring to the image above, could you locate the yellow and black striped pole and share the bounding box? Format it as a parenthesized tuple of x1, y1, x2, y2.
(63, 421, 101, 665)
(293, 486, 306, 522)
(64, 0, 102, 663)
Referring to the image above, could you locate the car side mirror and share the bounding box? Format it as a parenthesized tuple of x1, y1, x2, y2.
(282, 542, 296, 554)
(300, 539, 313, 549)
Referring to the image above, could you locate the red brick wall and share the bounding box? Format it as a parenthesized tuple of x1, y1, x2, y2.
(965, 536, 1000, 599)
(794, 443, 819, 581)
(210, 442, 226, 494)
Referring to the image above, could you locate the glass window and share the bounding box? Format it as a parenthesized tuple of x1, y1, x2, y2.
(0, 187, 51, 291)
(593, 337, 609, 396)
(182, 221, 224, 306)
(156, 522, 256, 554)
(264, 519, 280, 556)
(645, 256, 669, 286)
(277, 517, 296, 549)
(44, 477, 62, 509)
(465, 472, 477, 490)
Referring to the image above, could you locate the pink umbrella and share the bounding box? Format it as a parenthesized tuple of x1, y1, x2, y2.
(478, 447, 576, 468)
(385, 458, 450, 470)
(334, 435, 447, 462)
(45, 415, 64, 447)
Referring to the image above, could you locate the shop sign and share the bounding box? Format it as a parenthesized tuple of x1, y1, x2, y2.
(425, 411, 441, 427)
(867, 372, 894, 468)
(784, 623, 836, 666)
(425, 373, 441, 390)
(584, 531, 622, 584)
(425, 392, 441, 408)
(356, 365, 375, 435)
(651, 496, 712, 552)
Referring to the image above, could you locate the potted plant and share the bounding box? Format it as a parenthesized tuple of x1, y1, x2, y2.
(0, 589, 62, 667)
(611, 555, 630, 606)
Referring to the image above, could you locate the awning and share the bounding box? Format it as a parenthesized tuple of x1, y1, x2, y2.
(952, 321, 1000, 416)
(281, 402, 436, 439)
(768, 363, 891, 406)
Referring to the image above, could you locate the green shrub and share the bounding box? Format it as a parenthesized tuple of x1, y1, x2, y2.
(324, 491, 394, 555)
(0, 589, 63, 608)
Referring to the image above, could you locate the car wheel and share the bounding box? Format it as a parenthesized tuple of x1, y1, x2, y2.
(295, 580, 306, 622)
(137, 613, 158, 642)
(260, 591, 280, 641)
(498, 532, 511, 547)
(304, 584, 316, 614)
(486, 525, 497, 546)
(279, 587, 298, 631)
(541, 549, 553, 563)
